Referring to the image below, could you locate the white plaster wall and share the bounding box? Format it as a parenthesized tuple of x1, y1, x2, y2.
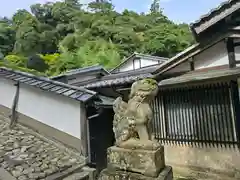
(194, 41, 228, 70)
(0, 78, 82, 139)
(119, 60, 134, 72)
(234, 46, 240, 62)
(140, 58, 159, 67)
(119, 58, 159, 72)
(133, 59, 140, 69)
(233, 38, 240, 62)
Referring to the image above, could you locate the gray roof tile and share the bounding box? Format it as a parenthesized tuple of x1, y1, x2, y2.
(56, 88, 70, 94)
(25, 79, 37, 84)
(51, 64, 109, 80)
(63, 89, 77, 96)
(70, 92, 83, 99)
(42, 84, 56, 90)
(82, 73, 153, 89)
(76, 64, 158, 89)
(0, 67, 97, 103)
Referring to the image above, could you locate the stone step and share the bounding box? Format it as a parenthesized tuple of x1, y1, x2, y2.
(63, 172, 89, 180)
(62, 166, 97, 180)
(174, 168, 238, 180)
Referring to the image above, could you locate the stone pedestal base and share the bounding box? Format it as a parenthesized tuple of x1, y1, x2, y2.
(98, 166, 173, 180)
(98, 145, 173, 180)
(107, 146, 165, 177)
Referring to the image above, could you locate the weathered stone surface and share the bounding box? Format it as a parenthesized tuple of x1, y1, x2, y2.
(11, 169, 22, 177)
(0, 114, 88, 179)
(0, 168, 17, 180)
(82, 166, 97, 180)
(63, 172, 89, 180)
(113, 78, 159, 150)
(18, 175, 28, 180)
(107, 146, 165, 177)
(98, 166, 173, 180)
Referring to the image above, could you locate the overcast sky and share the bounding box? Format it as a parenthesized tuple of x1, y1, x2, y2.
(0, 0, 226, 23)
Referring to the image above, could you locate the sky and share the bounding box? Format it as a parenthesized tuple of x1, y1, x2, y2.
(0, 0, 226, 24)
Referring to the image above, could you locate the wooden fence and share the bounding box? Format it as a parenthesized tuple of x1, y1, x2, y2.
(152, 80, 240, 147)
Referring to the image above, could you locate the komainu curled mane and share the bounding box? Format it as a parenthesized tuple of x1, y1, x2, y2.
(113, 78, 160, 150)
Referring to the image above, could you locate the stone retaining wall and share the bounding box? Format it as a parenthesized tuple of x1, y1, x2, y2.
(164, 144, 240, 179)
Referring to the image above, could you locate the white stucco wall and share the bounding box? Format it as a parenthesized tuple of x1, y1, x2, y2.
(234, 38, 240, 63)
(235, 46, 240, 62)
(140, 58, 159, 67)
(118, 60, 135, 72)
(0, 78, 82, 139)
(194, 41, 228, 70)
(133, 59, 140, 69)
(118, 58, 159, 72)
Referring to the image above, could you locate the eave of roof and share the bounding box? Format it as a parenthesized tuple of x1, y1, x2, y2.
(94, 95, 115, 107)
(110, 52, 168, 73)
(190, 0, 240, 34)
(158, 67, 240, 88)
(0, 67, 97, 103)
(107, 64, 159, 78)
(80, 64, 159, 89)
(82, 73, 153, 89)
(51, 64, 109, 80)
(153, 43, 199, 76)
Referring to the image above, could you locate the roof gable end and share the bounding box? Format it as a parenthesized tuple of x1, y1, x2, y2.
(110, 52, 168, 73)
(190, 0, 240, 35)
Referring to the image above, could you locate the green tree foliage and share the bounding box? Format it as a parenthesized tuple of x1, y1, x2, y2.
(56, 39, 121, 74)
(0, 0, 194, 76)
(0, 18, 15, 56)
(4, 54, 27, 67)
(26, 54, 49, 72)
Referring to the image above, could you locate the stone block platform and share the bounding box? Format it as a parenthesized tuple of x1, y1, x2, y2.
(99, 146, 173, 180)
(107, 146, 165, 177)
(98, 166, 173, 180)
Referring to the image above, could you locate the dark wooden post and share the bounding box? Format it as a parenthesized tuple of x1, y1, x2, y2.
(226, 38, 236, 68)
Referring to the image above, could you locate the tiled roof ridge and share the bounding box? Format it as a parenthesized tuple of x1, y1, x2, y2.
(190, 0, 237, 27)
(0, 67, 97, 102)
(52, 64, 110, 79)
(0, 67, 96, 94)
(134, 52, 169, 61)
(82, 73, 153, 89)
(77, 63, 160, 88)
(66, 64, 107, 73)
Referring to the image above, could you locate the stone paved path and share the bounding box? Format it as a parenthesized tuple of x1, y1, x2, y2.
(0, 115, 86, 180)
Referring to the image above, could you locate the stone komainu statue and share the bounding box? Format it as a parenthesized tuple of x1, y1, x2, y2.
(113, 78, 160, 150)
